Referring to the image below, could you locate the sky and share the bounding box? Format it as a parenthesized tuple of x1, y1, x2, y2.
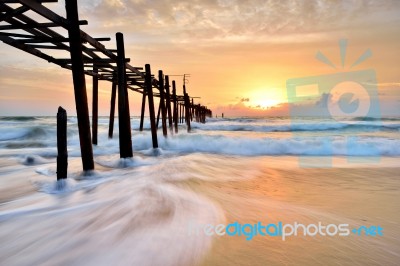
(0, 0, 399, 117)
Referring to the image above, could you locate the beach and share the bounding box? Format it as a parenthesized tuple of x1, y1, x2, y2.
(0, 116, 399, 265)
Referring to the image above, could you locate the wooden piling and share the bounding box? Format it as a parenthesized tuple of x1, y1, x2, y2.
(145, 64, 158, 148)
(108, 76, 117, 138)
(165, 76, 173, 130)
(158, 70, 168, 137)
(116, 32, 133, 158)
(184, 93, 191, 132)
(65, 0, 94, 171)
(57, 106, 68, 180)
(179, 103, 183, 124)
(1, 0, 215, 167)
(156, 101, 161, 128)
(139, 89, 146, 131)
(196, 104, 200, 122)
(191, 98, 194, 121)
(172, 80, 178, 133)
(92, 65, 98, 145)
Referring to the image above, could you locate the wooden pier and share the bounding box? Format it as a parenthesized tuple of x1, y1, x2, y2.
(0, 0, 212, 171)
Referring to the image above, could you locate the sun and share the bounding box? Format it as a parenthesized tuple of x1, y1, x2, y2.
(243, 88, 285, 109)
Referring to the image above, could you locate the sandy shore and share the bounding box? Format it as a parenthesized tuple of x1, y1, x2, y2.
(183, 160, 400, 265)
(1, 155, 399, 265)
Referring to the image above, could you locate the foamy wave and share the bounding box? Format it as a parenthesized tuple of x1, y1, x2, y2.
(2, 164, 224, 266)
(150, 133, 400, 156)
(95, 155, 158, 168)
(191, 121, 400, 132)
(37, 178, 79, 194)
(20, 155, 52, 165)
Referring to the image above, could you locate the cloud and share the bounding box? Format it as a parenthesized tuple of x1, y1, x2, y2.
(76, 0, 400, 44)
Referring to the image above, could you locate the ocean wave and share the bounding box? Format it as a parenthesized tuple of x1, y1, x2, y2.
(0, 116, 37, 121)
(191, 122, 400, 132)
(0, 126, 53, 141)
(350, 116, 400, 122)
(5, 141, 47, 149)
(151, 133, 400, 156)
(19, 155, 52, 165)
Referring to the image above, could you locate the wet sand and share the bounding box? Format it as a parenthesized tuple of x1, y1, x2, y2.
(0, 155, 399, 265)
(184, 161, 400, 265)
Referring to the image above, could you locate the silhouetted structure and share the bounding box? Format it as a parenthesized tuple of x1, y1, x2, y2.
(0, 0, 212, 172)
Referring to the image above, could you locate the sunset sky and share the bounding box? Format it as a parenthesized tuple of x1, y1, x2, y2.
(0, 0, 399, 116)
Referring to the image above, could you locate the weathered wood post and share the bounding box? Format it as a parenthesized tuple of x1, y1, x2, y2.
(145, 64, 158, 148)
(181, 85, 186, 124)
(139, 89, 146, 131)
(92, 65, 98, 145)
(57, 106, 68, 180)
(198, 105, 201, 122)
(195, 104, 200, 122)
(156, 101, 161, 128)
(184, 93, 191, 132)
(172, 80, 178, 133)
(65, 0, 94, 171)
(191, 98, 194, 121)
(116, 32, 133, 158)
(165, 76, 173, 131)
(158, 70, 168, 137)
(180, 103, 183, 124)
(108, 73, 117, 138)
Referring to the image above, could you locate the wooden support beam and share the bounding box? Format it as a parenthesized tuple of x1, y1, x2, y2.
(0, 32, 35, 38)
(0, 5, 29, 22)
(158, 70, 168, 137)
(57, 106, 68, 180)
(116, 32, 133, 158)
(180, 103, 183, 124)
(145, 64, 158, 148)
(139, 87, 146, 131)
(0, 3, 114, 70)
(196, 105, 200, 122)
(56, 58, 125, 64)
(165, 75, 173, 131)
(184, 93, 191, 132)
(0, 34, 59, 65)
(0, 9, 109, 72)
(86, 48, 117, 53)
(0, 4, 75, 55)
(0, 20, 88, 30)
(20, 0, 71, 28)
(25, 44, 65, 50)
(0, 3, 98, 69)
(191, 98, 194, 121)
(92, 66, 98, 145)
(15, 0, 121, 73)
(65, 0, 94, 171)
(108, 77, 117, 138)
(172, 80, 178, 133)
(156, 100, 161, 128)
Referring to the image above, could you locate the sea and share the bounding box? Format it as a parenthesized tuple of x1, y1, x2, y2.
(0, 116, 399, 265)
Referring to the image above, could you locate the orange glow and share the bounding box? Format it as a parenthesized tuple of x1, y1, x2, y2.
(243, 88, 286, 109)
